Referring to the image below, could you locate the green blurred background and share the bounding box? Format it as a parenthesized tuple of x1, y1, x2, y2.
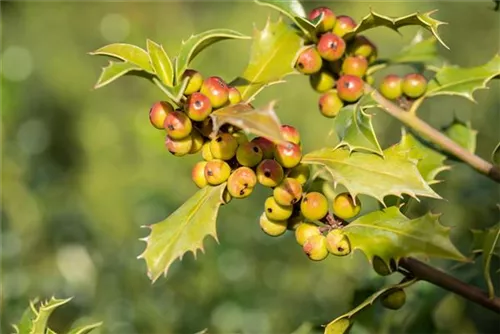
(2, 1, 499, 333)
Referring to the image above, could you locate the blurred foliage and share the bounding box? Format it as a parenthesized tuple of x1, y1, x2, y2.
(1, 1, 499, 334)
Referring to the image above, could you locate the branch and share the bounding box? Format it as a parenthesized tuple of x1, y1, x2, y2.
(365, 84, 500, 183)
(399, 257, 500, 314)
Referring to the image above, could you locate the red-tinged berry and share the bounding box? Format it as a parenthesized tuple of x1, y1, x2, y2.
(192, 161, 208, 188)
(200, 76, 229, 108)
(256, 159, 284, 187)
(273, 177, 303, 206)
(164, 111, 193, 140)
(210, 133, 238, 160)
(300, 192, 328, 221)
(379, 75, 403, 100)
(308, 6, 336, 33)
(265, 196, 293, 221)
(295, 46, 323, 74)
(181, 69, 203, 95)
(337, 75, 364, 103)
(227, 167, 257, 198)
(402, 73, 427, 99)
(341, 55, 368, 78)
(165, 135, 193, 157)
(295, 222, 321, 246)
(280, 125, 301, 145)
(325, 229, 351, 256)
(251, 137, 275, 159)
(274, 142, 302, 169)
(236, 141, 263, 167)
(332, 15, 357, 37)
(149, 101, 174, 129)
(310, 69, 336, 93)
(228, 86, 242, 104)
(185, 92, 212, 121)
(319, 90, 344, 118)
(204, 159, 231, 185)
(317, 32, 346, 61)
(303, 234, 329, 261)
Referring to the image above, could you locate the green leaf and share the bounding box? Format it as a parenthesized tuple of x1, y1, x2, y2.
(93, 61, 142, 89)
(344, 10, 448, 49)
(153, 76, 189, 104)
(175, 29, 250, 81)
(302, 147, 441, 204)
(138, 184, 227, 283)
(147, 39, 174, 86)
(231, 17, 304, 102)
(344, 207, 466, 264)
(442, 120, 477, 154)
(31, 297, 73, 334)
(331, 94, 383, 156)
(492, 142, 500, 165)
(67, 322, 103, 334)
(12, 298, 39, 334)
(471, 224, 500, 298)
(209, 101, 287, 144)
(89, 43, 153, 72)
(385, 128, 450, 184)
(324, 318, 353, 334)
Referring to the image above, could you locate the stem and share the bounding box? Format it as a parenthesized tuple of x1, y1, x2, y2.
(365, 85, 500, 183)
(399, 257, 500, 313)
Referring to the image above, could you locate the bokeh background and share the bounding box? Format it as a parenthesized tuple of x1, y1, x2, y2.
(2, 1, 499, 333)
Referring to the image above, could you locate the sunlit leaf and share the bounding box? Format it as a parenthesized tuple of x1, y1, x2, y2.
(344, 10, 448, 49)
(175, 29, 250, 81)
(231, 17, 304, 101)
(471, 224, 500, 298)
(442, 120, 477, 154)
(147, 39, 174, 86)
(138, 184, 227, 283)
(302, 147, 441, 204)
(31, 297, 73, 334)
(209, 101, 287, 144)
(492, 142, 500, 165)
(89, 43, 153, 72)
(93, 61, 142, 89)
(153, 76, 189, 104)
(67, 322, 103, 334)
(11, 298, 39, 334)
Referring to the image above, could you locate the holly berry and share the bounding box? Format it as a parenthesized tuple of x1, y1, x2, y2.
(280, 125, 301, 145)
(287, 164, 310, 185)
(200, 76, 229, 108)
(300, 192, 328, 221)
(149, 101, 174, 129)
(259, 213, 288, 237)
(332, 192, 361, 220)
(256, 159, 284, 187)
(379, 74, 403, 100)
(337, 75, 364, 103)
(273, 177, 303, 206)
(349, 36, 377, 63)
(189, 129, 204, 154)
(192, 161, 208, 188)
(295, 222, 321, 246)
(236, 141, 263, 167)
(332, 15, 357, 37)
(402, 73, 427, 99)
(341, 55, 368, 78)
(317, 32, 346, 61)
(227, 167, 257, 198)
(295, 46, 323, 74)
(232, 131, 249, 145)
(197, 117, 213, 137)
(303, 234, 329, 261)
(185, 92, 213, 121)
(310, 69, 336, 93)
(228, 86, 242, 104)
(308, 7, 336, 33)
(165, 135, 193, 157)
(274, 142, 302, 169)
(319, 90, 344, 118)
(210, 133, 238, 160)
(380, 288, 406, 310)
(265, 196, 293, 221)
(202, 142, 214, 161)
(204, 159, 231, 185)
(181, 69, 203, 95)
(325, 229, 351, 256)
(372, 256, 396, 276)
(164, 111, 193, 140)
(251, 137, 275, 159)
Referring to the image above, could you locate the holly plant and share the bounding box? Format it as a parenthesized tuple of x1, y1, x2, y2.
(89, 0, 500, 332)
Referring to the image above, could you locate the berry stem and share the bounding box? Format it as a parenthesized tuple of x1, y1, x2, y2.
(365, 84, 500, 183)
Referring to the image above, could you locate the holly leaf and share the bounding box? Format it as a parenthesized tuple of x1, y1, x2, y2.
(138, 184, 227, 283)
(89, 43, 154, 72)
(30, 297, 73, 334)
(302, 147, 441, 204)
(471, 224, 500, 298)
(11, 298, 39, 334)
(344, 10, 448, 49)
(67, 322, 103, 334)
(209, 101, 287, 144)
(492, 142, 500, 165)
(385, 128, 450, 184)
(443, 120, 477, 154)
(147, 39, 174, 87)
(153, 76, 189, 104)
(231, 17, 304, 102)
(175, 29, 250, 82)
(92, 61, 143, 89)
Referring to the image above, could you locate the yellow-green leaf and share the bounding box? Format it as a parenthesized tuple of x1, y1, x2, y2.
(67, 322, 103, 334)
(175, 29, 250, 81)
(492, 142, 500, 165)
(471, 224, 500, 298)
(93, 61, 142, 89)
(138, 184, 226, 283)
(89, 43, 153, 72)
(31, 297, 73, 334)
(11, 298, 39, 334)
(153, 76, 189, 104)
(147, 39, 174, 86)
(443, 120, 477, 154)
(324, 318, 353, 334)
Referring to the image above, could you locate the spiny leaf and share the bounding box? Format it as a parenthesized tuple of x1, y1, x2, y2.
(344, 207, 466, 264)
(231, 17, 304, 102)
(93, 61, 141, 89)
(67, 322, 103, 334)
(471, 224, 500, 298)
(209, 101, 287, 144)
(302, 147, 441, 204)
(89, 43, 153, 72)
(344, 10, 448, 49)
(175, 29, 250, 82)
(138, 184, 227, 283)
(31, 297, 73, 334)
(147, 39, 174, 87)
(492, 142, 500, 165)
(11, 298, 39, 334)
(385, 128, 450, 184)
(442, 120, 477, 154)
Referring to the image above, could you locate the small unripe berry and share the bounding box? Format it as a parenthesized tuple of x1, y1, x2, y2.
(182, 69, 203, 95)
(325, 229, 351, 256)
(164, 111, 193, 140)
(300, 192, 328, 221)
(256, 159, 284, 187)
(349, 36, 377, 63)
(259, 213, 287, 237)
(189, 129, 204, 154)
(287, 164, 310, 185)
(372, 256, 396, 276)
(332, 15, 357, 37)
(274, 142, 302, 169)
(379, 75, 403, 100)
(202, 142, 214, 161)
(192, 161, 208, 188)
(279, 125, 301, 145)
(200, 76, 229, 108)
(303, 234, 329, 261)
(295, 222, 321, 246)
(232, 131, 249, 145)
(251, 137, 275, 159)
(337, 75, 364, 103)
(366, 75, 375, 85)
(227, 167, 257, 198)
(165, 135, 193, 157)
(341, 55, 368, 78)
(332, 192, 361, 220)
(295, 46, 323, 74)
(308, 7, 336, 33)
(273, 177, 303, 206)
(210, 133, 238, 160)
(380, 288, 406, 310)
(228, 86, 242, 104)
(319, 90, 344, 118)
(236, 141, 263, 167)
(402, 73, 427, 99)
(185, 92, 213, 121)
(310, 70, 336, 93)
(149, 101, 174, 129)
(204, 159, 231, 185)
(265, 196, 293, 221)
(317, 32, 346, 61)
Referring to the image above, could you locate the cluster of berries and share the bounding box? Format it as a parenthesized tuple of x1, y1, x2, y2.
(378, 73, 428, 101)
